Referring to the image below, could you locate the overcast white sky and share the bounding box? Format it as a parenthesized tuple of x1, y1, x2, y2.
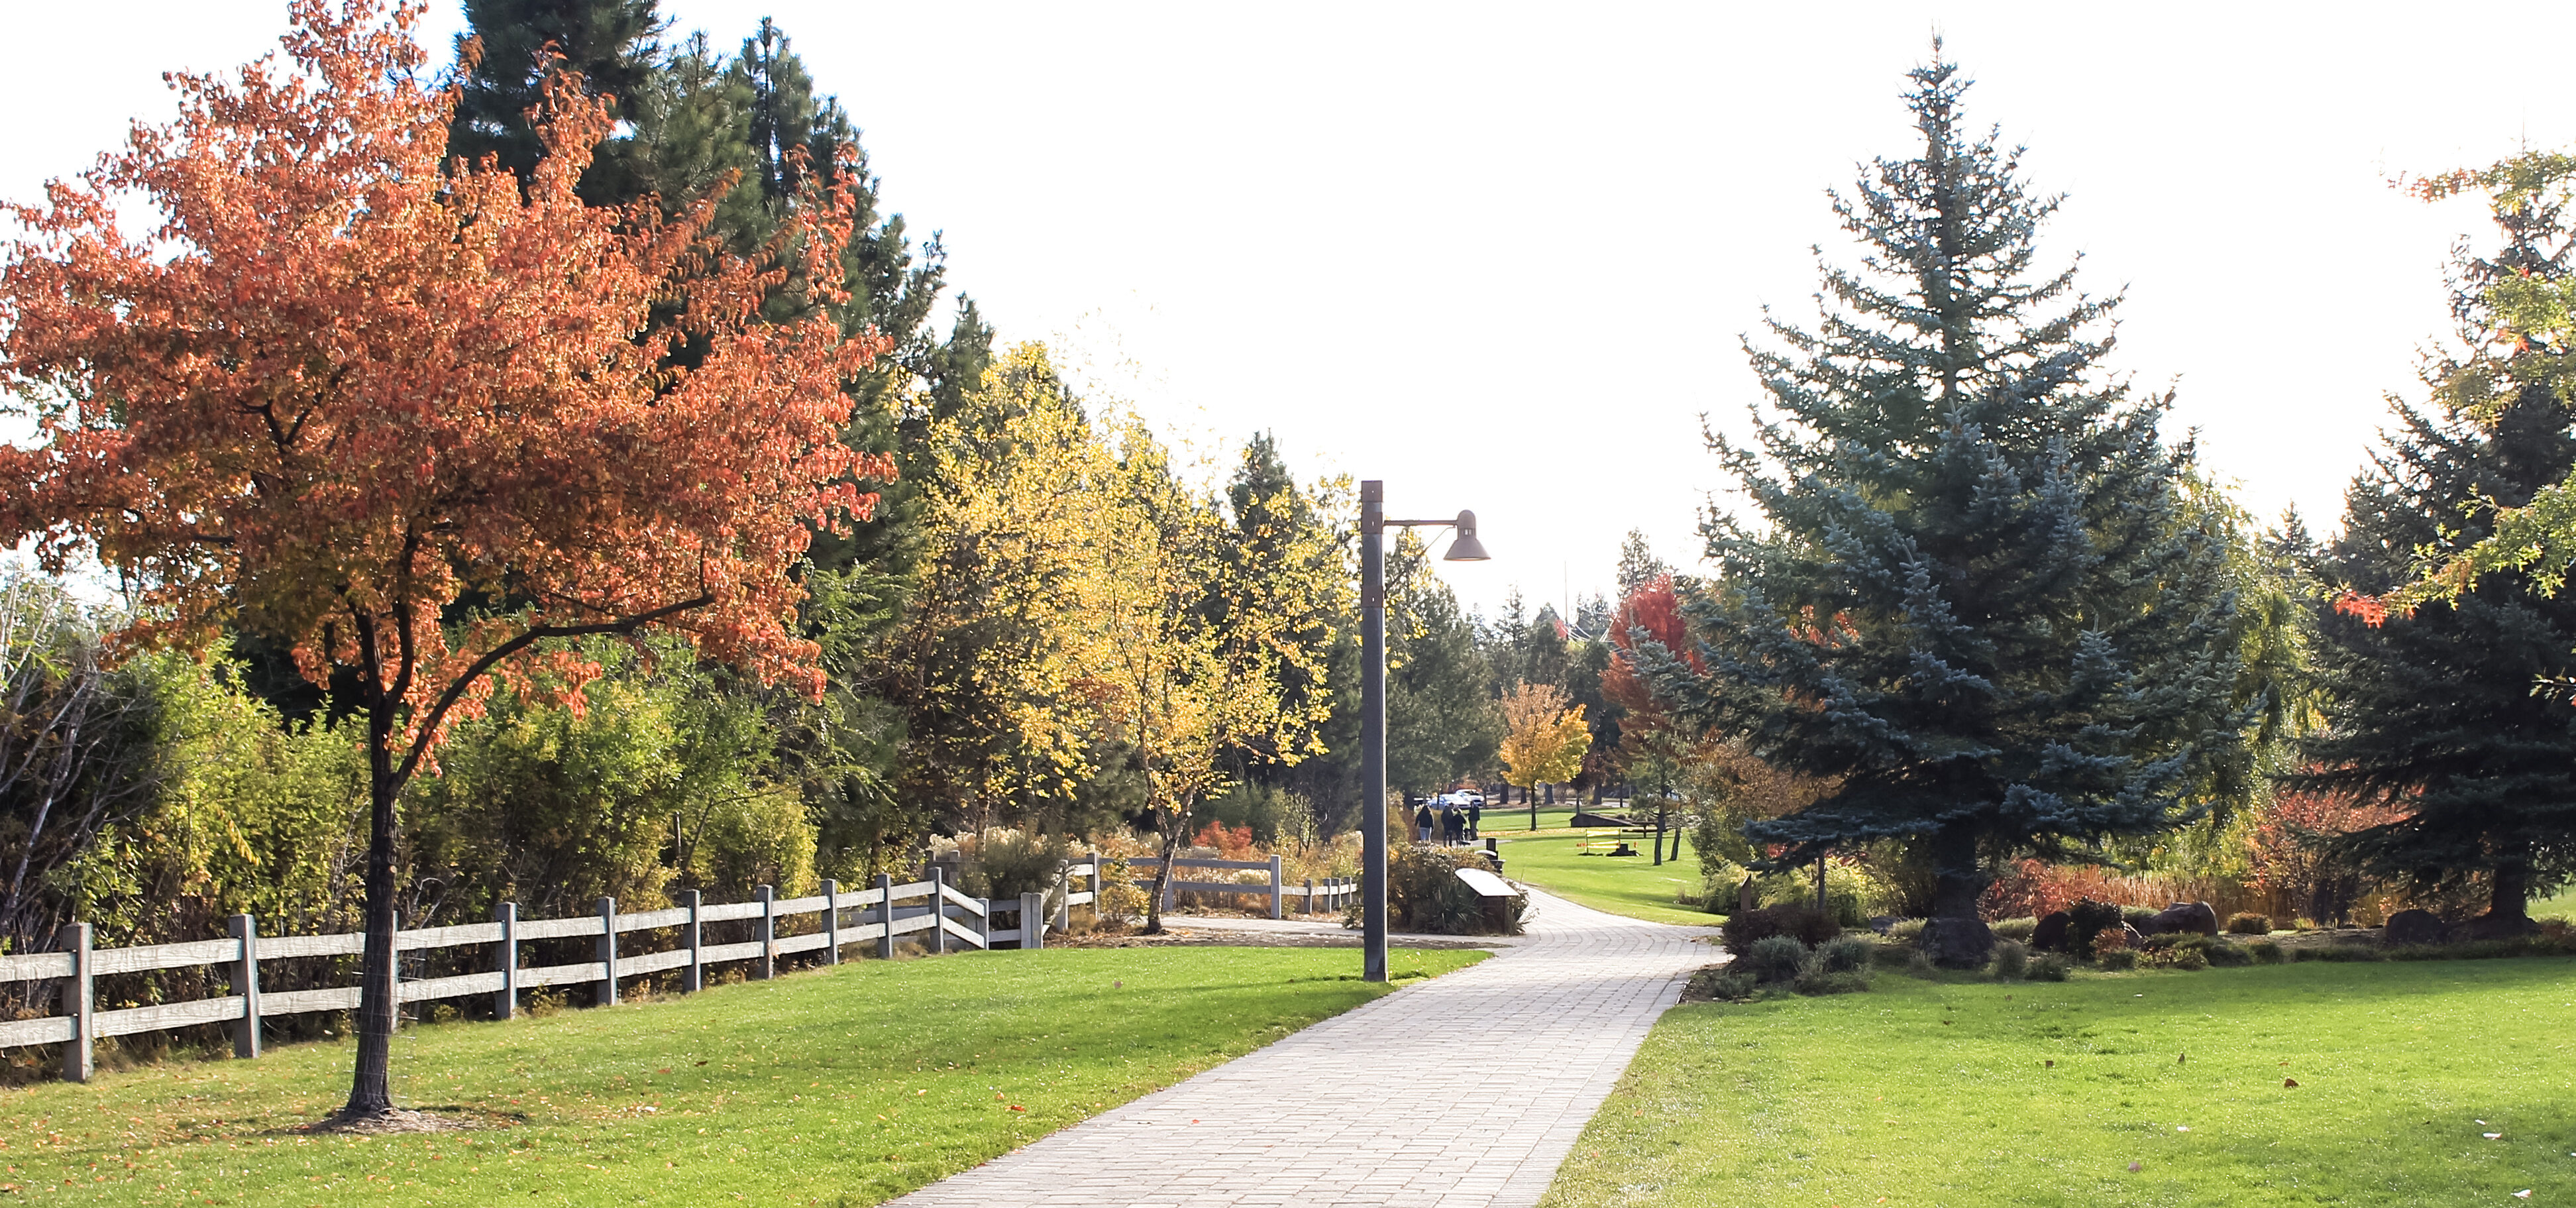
(7, 3, 2574, 619)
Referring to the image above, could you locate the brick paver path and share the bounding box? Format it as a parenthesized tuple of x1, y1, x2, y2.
(886, 888, 1717, 1207)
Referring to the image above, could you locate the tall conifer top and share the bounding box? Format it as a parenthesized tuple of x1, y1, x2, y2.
(1651, 47, 2247, 964)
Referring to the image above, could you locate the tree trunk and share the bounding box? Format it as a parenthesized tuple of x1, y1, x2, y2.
(1917, 820, 1993, 968)
(2466, 858, 2540, 939)
(341, 712, 405, 1118)
(1142, 808, 1186, 936)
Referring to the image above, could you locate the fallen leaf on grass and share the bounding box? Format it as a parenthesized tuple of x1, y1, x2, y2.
(2284, 1079, 2299, 1088)
(2127, 1162, 2141, 1172)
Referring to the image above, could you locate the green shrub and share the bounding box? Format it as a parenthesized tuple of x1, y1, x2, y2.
(1793, 968, 1871, 996)
(1741, 935, 1811, 983)
(1988, 938, 2029, 979)
(1816, 936, 1876, 975)
(2247, 940, 2284, 963)
(2140, 944, 2209, 971)
(2200, 940, 2253, 967)
(2027, 953, 2071, 981)
(1888, 918, 1927, 946)
(2096, 948, 2139, 971)
(1721, 904, 1839, 956)
(2065, 899, 2123, 958)
(2225, 911, 2272, 935)
(1870, 940, 1915, 968)
(1990, 917, 2037, 942)
(1383, 845, 1527, 934)
(1686, 967, 1757, 1001)
(1904, 950, 1938, 979)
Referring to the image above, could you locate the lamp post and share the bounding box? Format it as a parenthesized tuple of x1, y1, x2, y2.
(1359, 480, 1489, 982)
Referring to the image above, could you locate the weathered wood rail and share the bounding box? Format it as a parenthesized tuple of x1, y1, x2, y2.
(1120, 854, 1358, 918)
(1, 852, 1356, 1084)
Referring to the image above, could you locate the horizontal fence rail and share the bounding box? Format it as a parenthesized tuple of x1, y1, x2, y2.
(3, 850, 1356, 1083)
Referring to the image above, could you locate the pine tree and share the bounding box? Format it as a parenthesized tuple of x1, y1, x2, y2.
(447, 0, 664, 203)
(2296, 184, 2576, 934)
(1649, 50, 2245, 965)
(1615, 529, 1673, 596)
(1386, 534, 1503, 796)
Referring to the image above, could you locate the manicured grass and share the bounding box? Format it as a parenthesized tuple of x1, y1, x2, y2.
(1493, 833, 1715, 926)
(1538, 957, 2576, 1206)
(2536, 885, 2576, 920)
(2, 946, 1482, 1206)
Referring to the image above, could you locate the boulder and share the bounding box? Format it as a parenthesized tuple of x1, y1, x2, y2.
(2383, 908, 2449, 946)
(2144, 901, 2219, 936)
(2031, 910, 2072, 952)
(1919, 916, 1996, 969)
(1866, 915, 1900, 934)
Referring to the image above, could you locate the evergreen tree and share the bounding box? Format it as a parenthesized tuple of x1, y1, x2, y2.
(447, 0, 664, 204)
(1615, 529, 1673, 596)
(1386, 534, 1503, 796)
(1648, 50, 2245, 965)
(2296, 184, 2576, 934)
(1220, 434, 1359, 822)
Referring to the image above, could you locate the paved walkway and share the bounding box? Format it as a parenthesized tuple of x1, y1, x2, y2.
(887, 888, 1719, 1208)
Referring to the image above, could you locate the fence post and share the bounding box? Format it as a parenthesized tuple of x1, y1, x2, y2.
(1021, 892, 1046, 950)
(227, 913, 260, 1060)
(756, 885, 776, 979)
(927, 867, 947, 956)
(60, 921, 91, 1083)
(1053, 862, 1070, 933)
(875, 872, 894, 960)
(494, 902, 517, 1020)
(682, 889, 703, 993)
(1268, 854, 1285, 920)
(821, 878, 840, 966)
(977, 897, 993, 949)
(596, 897, 619, 1007)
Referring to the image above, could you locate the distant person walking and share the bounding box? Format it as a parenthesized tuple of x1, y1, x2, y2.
(1442, 805, 1464, 846)
(1415, 802, 1434, 844)
(1467, 802, 1481, 840)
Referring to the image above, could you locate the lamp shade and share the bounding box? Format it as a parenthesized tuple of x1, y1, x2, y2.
(1443, 510, 1491, 561)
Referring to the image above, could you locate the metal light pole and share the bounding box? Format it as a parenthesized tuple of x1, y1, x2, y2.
(1358, 480, 1488, 982)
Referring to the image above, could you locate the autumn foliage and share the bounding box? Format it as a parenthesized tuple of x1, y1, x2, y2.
(0, 1, 884, 1117)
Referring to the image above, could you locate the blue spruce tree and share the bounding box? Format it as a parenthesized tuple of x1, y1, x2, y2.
(1647, 50, 2247, 965)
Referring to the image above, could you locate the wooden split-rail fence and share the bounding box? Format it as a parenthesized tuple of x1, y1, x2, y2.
(0, 853, 1360, 1084)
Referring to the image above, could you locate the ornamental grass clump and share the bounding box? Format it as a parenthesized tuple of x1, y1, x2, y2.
(1741, 935, 1811, 983)
(2027, 953, 2071, 981)
(1816, 935, 1876, 974)
(2226, 912, 2273, 935)
(1987, 938, 2029, 979)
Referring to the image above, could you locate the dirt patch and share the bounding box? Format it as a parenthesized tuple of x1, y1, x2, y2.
(300, 1107, 477, 1135)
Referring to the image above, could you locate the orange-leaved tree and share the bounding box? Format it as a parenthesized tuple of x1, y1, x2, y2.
(0, 1, 886, 1120)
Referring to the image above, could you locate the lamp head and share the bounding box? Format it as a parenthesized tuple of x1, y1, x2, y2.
(1443, 510, 1490, 561)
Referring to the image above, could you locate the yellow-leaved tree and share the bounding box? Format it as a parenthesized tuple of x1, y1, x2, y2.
(1497, 681, 1591, 814)
(898, 345, 1341, 928)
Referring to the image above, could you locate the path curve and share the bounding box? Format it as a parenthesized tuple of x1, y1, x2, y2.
(885, 888, 1717, 1208)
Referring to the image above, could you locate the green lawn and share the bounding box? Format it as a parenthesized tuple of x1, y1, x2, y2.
(1493, 832, 1715, 926)
(2536, 885, 2576, 920)
(2, 946, 1483, 1206)
(1539, 956, 2576, 1206)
